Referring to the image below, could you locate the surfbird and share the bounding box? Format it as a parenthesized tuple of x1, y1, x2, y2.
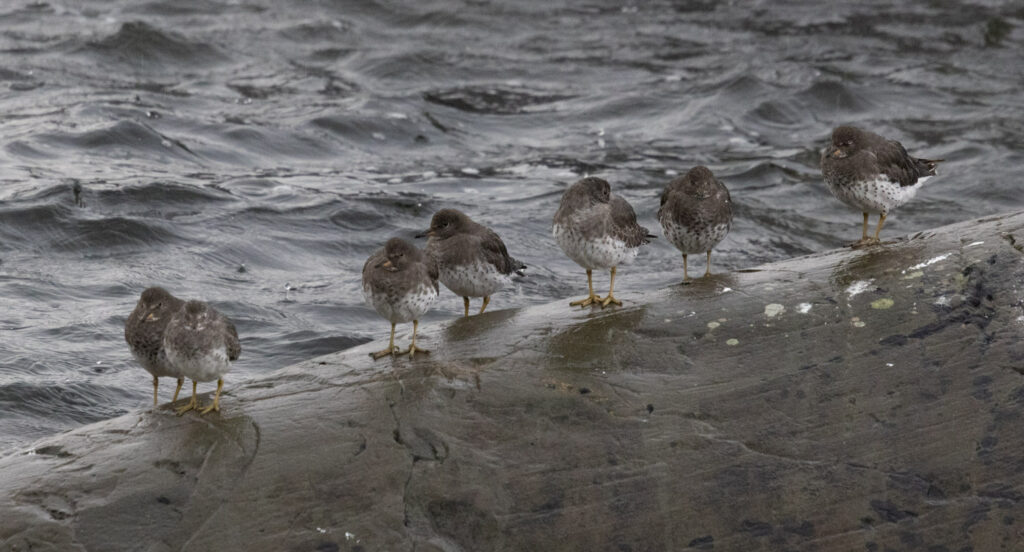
(552, 176, 653, 308)
(163, 299, 241, 416)
(417, 208, 526, 316)
(658, 166, 733, 281)
(125, 286, 186, 407)
(362, 237, 439, 359)
(822, 125, 942, 247)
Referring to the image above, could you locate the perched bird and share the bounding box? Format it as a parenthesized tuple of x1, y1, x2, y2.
(125, 286, 186, 407)
(658, 166, 733, 281)
(362, 237, 439, 359)
(552, 176, 653, 308)
(821, 125, 942, 247)
(417, 208, 526, 317)
(163, 300, 240, 416)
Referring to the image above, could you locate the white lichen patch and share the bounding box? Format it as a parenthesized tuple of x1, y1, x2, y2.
(934, 296, 951, 307)
(846, 280, 874, 304)
(904, 253, 951, 273)
(851, 317, 866, 328)
(764, 303, 785, 318)
(726, 338, 739, 346)
(707, 321, 720, 329)
(796, 303, 812, 314)
(902, 270, 924, 280)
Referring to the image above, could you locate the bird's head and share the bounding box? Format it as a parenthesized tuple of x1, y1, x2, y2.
(417, 208, 470, 240)
(137, 286, 173, 322)
(379, 237, 421, 271)
(826, 125, 864, 160)
(180, 300, 210, 331)
(575, 176, 612, 205)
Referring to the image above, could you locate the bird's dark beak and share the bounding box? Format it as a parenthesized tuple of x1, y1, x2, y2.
(414, 229, 433, 239)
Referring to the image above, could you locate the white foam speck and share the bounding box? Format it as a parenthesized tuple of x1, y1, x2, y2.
(966, 241, 984, 247)
(665, 169, 678, 176)
(886, 363, 894, 367)
(461, 167, 480, 175)
(422, 171, 437, 179)
(372, 132, 386, 141)
(386, 112, 408, 119)
(721, 287, 732, 293)
(345, 532, 356, 541)
(316, 527, 326, 534)
(934, 296, 951, 306)
(797, 303, 812, 314)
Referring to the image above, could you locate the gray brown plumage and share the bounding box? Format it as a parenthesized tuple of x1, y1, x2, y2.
(362, 237, 439, 359)
(552, 176, 653, 307)
(821, 125, 942, 246)
(125, 286, 185, 406)
(658, 166, 733, 281)
(163, 300, 240, 415)
(418, 208, 525, 316)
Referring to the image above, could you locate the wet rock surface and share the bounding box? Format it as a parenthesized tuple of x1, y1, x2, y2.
(2, 212, 1023, 552)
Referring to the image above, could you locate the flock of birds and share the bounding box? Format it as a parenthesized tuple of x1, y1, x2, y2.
(125, 124, 942, 415)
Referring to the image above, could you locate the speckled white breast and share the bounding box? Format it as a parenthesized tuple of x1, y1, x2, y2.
(439, 261, 511, 298)
(363, 283, 437, 324)
(164, 346, 231, 383)
(132, 349, 182, 379)
(552, 224, 639, 270)
(827, 176, 929, 215)
(660, 219, 730, 255)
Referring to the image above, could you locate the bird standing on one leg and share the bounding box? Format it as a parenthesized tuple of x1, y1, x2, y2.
(362, 237, 439, 359)
(125, 286, 186, 407)
(658, 166, 733, 282)
(552, 176, 653, 308)
(163, 300, 240, 416)
(418, 208, 526, 317)
(821, 125, 942, 248)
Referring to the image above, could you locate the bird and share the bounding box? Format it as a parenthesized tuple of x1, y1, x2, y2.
(125, 287, 186, 407)
(821, 125, 942, 247)
(362, 237, 439, 359)
(552, 176, 653, 308)
(417, 208, 526, 317)
(658, 166, 733, 281)
(162, 300, 241, 416)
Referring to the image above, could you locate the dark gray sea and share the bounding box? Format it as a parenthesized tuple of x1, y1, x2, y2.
(1, 0, 1021, 450)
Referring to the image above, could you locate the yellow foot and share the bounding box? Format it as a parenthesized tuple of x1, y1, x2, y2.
(371, 346, 400, 360)
(850, 237, 881, 249)
(600, 294, 622, 308)
(199, 401, 220, 415)
(175, 397, 198, 416)
(570, 294, 603, 307)
(401, 344, 430, 359)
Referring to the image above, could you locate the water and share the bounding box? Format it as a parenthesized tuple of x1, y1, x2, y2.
(1, 0, 1021, 450)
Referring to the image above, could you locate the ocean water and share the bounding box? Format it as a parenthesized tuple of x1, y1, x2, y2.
(1, 0, 1021, 450)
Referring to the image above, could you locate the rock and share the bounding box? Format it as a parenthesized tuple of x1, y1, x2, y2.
(2, 212, 1023, 552)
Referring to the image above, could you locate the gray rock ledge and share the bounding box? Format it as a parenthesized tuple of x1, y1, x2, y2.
(2, 211, 1023, 552)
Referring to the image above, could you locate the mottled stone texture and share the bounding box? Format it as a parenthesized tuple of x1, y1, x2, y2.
(2, 212, 1023, 552)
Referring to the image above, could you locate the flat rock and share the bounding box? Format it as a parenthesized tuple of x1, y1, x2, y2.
(2, 212, 1023, 552)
